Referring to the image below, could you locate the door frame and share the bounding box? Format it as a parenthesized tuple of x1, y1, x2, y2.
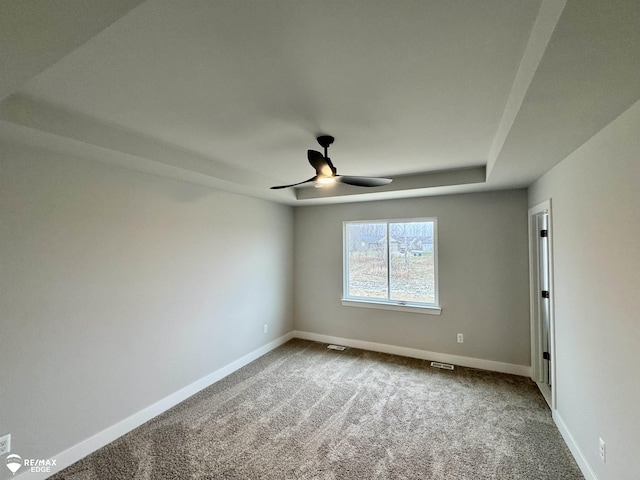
(528, 199, 556, 409)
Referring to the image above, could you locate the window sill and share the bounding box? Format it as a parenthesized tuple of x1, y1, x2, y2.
(341, 299, 442, 315)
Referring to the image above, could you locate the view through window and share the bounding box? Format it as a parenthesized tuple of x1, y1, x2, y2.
(343, 219, 437, 306)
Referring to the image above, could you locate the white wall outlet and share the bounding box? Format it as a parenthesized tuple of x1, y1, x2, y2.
(599, 437, 606, 462)
(263, 324, 268, 334)
(0, 434, 10, 456)
(457, 333, 464, 343)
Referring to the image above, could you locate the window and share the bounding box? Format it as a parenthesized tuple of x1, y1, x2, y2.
(342, 218, 440, 314)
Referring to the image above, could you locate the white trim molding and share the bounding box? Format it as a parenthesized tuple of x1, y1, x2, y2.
(528, 199, 557, 410)
(341, 298, 442, 315)
(18, 332, 295, 480)
(20, 330, 539, 479)
(553, 411, 598, 480)
(293, 331, 531, 377)
(342, 218, 440, 310)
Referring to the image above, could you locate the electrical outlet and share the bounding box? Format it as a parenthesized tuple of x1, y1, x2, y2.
(457, 333, 464, 343)
(599, 437, 606, 462)
(0, 434, 10, 456)
(263, 324, 268, 334)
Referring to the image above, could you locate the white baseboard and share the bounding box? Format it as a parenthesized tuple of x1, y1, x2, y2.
(553, 410, 598, 480)
(292, 331, 531, 377)
(18, 330, 533, 479)
(18, 332, 294, 480)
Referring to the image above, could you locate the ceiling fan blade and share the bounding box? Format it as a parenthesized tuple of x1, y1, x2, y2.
(307, 150, 335, 177)
(337, 176, 393, 187)
(270, 176, 317, 189)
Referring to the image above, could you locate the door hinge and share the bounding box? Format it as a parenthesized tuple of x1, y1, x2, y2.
(541, 290, 550, 298)
(543, 352, 551, 361)
(540, 229, 548, 237)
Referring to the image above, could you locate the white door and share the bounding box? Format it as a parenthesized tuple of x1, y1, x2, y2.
(529, 200, 555, 408)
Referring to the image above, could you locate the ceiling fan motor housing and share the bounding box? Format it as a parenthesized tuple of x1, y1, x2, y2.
(317, 135, 335, 149)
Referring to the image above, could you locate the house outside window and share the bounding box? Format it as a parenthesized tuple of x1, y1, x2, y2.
(342, 218, 440, 314)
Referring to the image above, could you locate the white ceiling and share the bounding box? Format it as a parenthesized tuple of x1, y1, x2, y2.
(1, 0, 639, 205)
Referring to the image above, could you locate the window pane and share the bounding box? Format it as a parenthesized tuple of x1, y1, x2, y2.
(389, 222, 435, 304)
(346, 223, 388, 299)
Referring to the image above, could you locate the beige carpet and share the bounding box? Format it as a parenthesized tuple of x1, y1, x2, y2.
(50, 339, 583, 479)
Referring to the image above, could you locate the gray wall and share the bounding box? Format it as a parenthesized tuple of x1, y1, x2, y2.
(528, 100, 640, 479)
(0, 142, 294, 464)
(294, 190, 531, 366)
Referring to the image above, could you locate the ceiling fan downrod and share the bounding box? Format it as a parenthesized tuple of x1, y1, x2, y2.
(316, 135, 334, 158)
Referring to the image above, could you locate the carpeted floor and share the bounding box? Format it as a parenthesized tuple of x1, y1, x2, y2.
(50, 339, 584, 479)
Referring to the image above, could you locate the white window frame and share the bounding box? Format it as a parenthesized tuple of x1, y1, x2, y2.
(341, 218, 441, 315)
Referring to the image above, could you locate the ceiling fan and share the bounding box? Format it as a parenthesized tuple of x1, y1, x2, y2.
(270, 135, 393, 190)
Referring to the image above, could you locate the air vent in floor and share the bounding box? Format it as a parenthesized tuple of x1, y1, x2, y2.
(327, 344, 346, 351)
(431, 361, 454, 370)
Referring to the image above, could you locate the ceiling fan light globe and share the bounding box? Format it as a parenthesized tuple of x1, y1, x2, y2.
(320, 165, 333, 176)
(315, 176, 336, 187)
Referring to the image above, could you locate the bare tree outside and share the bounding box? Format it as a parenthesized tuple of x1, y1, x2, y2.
(346, 223, 388, 299)
(389, 222, 434, 303)
(345, 221, 435, 304)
